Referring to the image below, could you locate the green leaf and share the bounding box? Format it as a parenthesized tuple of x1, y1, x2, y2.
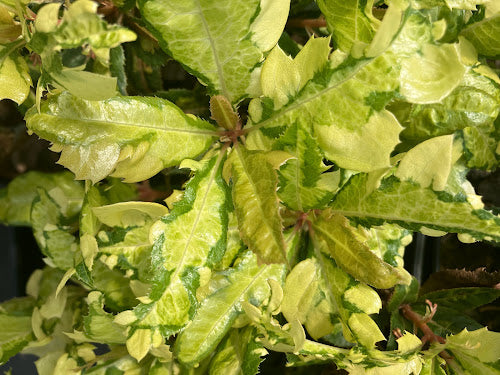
(110, 46, 128, 95)
(175, 251, 285, 365)
(31, 188, 79, 270)
(358, 224, 413, 269)
(443, 328, 500, 374)
(331, 174, 500, 242)
(82, 291, 127, 344)
(0, 49, 31, 104)
(311, 210, 412, 289)
(246, 26, 411, 172)
(0, 298, 35, 364)
(79, 186, 105, 270)
(50, 69, 119, 102)
(462, 125, 499, 170)
(83, 351, 141, 375)
(395, 135, 455, 191)
(53, 0, 136, 59)
(420, 287, 500, 311)
(317, 0, 379, 52)
(421, 356, 447, 375)
(0, 171, 84, 226)
(91, 260, 137, 311)
(130, 151, 229, 336)
(461, 11, 500, 57)
(93, 201, 169, 228)
(275, 121, 341, 211)
(281, 259, 337, 340)
(310, 247, 386, 348)
(226, 148, 287, 264)
(400, 43, 466, 104)
(208, 327, 267, 375)
(25, 92, 217, 182)
(388, 277, 419, 312)
(139, 0, 290, 103)
(395, 68, 500, 147)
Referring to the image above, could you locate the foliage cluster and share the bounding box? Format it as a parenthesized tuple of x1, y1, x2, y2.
(1, 0, 500, 374)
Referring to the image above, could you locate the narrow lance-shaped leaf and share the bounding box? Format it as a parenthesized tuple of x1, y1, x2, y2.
(311, 210, 412, 289)
(226, 147, 287, 264)
(129, 150, 230, 344)
(174, 251, 286, 366)
(316, 0, 379, 52)
(25, 92, 217, 183)
(139, 0, 289, 103)
(331, 173, 500, 242)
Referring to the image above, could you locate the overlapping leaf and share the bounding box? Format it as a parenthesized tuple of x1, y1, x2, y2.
(31, 188, 79, 270)
(331, 173, 500, 242)
(25, 92, 217, 182)
(461, 3, 500, 57)
(226, 148, 287, 264)
(93, 201, 168, 282)
(138, 0, 290, 103)
(316, 0, 379, 52)
(175, 251, 285, 365)
(0, 297, 35, 364)
(312, 210, 412, 289)
(124, 151, 229, 354)
(208, 327, 267, 375)
(0, 171, 84, 226)
(0, 48, 31, 104)
(30, 0, 136, 100)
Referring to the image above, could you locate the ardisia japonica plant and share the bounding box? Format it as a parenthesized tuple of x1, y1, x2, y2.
(1, 0, 500, 373)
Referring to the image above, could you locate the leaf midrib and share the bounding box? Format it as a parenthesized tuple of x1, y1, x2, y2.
(183, 265, 271, 362)
(194, 0, 230, 100)
(332, 209, 499, 239)
(34, 113, 218, 136)
(165, 150, 224, 292)
(235, 147, 285, 260)
(249, 59, 373, 133)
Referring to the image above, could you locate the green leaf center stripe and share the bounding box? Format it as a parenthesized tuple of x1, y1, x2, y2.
(332, 209, 486, 234)
(165, 149, 225, 287)
(311, 247, 343, 319)
(190, 265, 270, 348)
(314, 225, 354, 263)
(248, 59, 373, 132)
(194, 0, 229, 99)
(235, 147, 286, 259)
(35, 114, 219, 136)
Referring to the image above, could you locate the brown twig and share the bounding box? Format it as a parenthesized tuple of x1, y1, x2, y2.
(400, 300, 445, 345)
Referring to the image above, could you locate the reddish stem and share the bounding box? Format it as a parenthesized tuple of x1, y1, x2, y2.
(400, 301, 445, 345)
